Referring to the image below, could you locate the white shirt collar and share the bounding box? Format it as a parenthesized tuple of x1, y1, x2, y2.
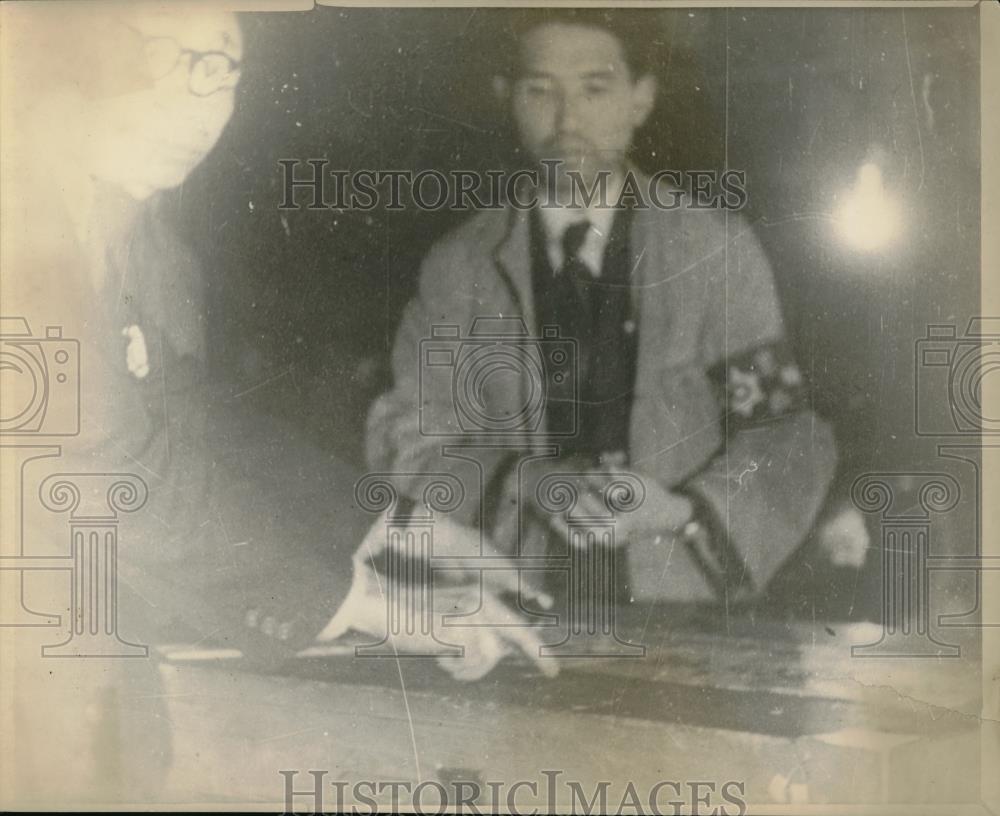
(536, 175, 625, 277)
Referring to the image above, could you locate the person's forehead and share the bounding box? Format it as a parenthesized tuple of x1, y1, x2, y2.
(518, 23, 629, 77)
(128, 8, 242, 59)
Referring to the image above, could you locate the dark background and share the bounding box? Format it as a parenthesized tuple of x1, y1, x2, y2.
(166, 6, 980, 614)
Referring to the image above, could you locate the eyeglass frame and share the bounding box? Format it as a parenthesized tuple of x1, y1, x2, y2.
(123, 23, 242, 97)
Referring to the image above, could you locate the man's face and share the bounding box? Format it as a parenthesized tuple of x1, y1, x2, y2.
(85, 9, 243, 200)
(499, 22, 655, 181)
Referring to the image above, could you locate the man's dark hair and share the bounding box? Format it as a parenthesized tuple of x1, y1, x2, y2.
(494, 8, 657, 81)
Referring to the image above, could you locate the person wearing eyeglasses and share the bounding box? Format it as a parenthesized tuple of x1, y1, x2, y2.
(1, 4, 371, 804)
(85, 13, 242, 201)
(4, 5, 555, 798)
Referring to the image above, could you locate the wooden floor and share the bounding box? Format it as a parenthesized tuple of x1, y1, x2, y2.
(155, 605, 983, 808)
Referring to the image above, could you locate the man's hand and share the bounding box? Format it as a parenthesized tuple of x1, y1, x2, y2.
(316, 517, 557, 681)
(431, 585, 558, 681)
(817, 504, 870, 568)
(533, 454, 693, 547)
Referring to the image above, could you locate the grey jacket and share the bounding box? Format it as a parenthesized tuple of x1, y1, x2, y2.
(368, 187, 836, 600)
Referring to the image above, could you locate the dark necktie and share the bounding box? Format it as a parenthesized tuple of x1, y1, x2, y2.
(558, 218, 632, 600)
(554, 220, 593, 387)
(555, 214, 636, 462)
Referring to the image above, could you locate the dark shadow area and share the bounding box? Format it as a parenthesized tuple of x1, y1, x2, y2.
(167, 6, 980, 622)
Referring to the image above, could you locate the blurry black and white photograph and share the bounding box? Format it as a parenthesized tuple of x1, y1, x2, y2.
(0, 0, 996, 811)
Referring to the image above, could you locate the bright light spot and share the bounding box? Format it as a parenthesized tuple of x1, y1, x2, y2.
(833, 162, 903, 252)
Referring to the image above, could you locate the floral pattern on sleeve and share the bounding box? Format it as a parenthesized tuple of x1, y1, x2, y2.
(708, 342, 808, 430)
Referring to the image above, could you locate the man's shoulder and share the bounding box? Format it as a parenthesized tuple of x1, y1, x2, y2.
(423, 207, 513, 265)
(633, 175, 762, 259)
(634, 174, 730, 231)
(414, 208, 515, 301)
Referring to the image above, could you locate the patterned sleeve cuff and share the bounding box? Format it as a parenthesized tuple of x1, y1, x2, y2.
(707, 340, 808, 431)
